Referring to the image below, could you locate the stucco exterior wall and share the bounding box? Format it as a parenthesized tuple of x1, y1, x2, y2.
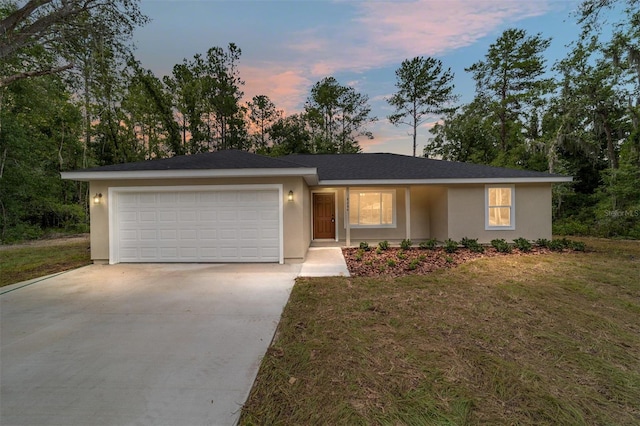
(88, 176, 309, 263)
(409, 186, 431, 240)
(447, 183, 552, 243)
(428, 186, 449, 242)
(310, 186, 439, 245)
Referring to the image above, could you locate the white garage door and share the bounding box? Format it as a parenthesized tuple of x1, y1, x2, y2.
(113, 188, 281, 263)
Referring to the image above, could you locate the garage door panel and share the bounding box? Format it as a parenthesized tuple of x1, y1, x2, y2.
(115, 189, 280, 263)
(140, 230, 157, 241)
(139, 194, 157, 204)
(158, 211, 177, 222)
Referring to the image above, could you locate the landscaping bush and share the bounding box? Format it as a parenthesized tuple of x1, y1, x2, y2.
(408, 259, 420, 270)
(359, 241, 370, 251)
(548, 240, 566, 251)
(378, 240, 390, 250)
(355, 249, 364, 261)
(535, 238, 551, 248)
(443, 239, 458, 253)
(491, 238, 512, 253)
(419, 239, 438, 250)
(400, 239, 412, 250)
(460, 237, 484, 253)
(513, 237, 532, 252)
(397, 250, 407, 260)
(387, 259, 396, 267)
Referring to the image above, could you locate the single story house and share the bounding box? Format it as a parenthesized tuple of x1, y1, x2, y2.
(61, 150, 572, 264)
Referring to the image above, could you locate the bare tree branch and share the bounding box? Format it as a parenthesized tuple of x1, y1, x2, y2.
(0, 63, 74, 87)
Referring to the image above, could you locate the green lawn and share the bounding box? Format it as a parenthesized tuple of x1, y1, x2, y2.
(240, 238, 640, 425)
(0, 240, 91, 287)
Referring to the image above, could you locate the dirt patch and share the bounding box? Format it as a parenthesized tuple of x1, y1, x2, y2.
(0, 234, 89, 251)
(343, 246, 554, 277)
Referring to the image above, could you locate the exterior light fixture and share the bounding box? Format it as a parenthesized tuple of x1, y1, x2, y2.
(93, 193, 102, 204)
(288, 190, 294, 202)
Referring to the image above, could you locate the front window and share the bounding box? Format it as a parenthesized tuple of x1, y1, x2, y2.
(348, 190, 395, 227)
(486, 186, 515, 230)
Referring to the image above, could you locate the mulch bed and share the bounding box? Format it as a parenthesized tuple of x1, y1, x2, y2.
(343, 246, 554, 277)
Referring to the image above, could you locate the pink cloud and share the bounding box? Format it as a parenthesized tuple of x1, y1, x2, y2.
(285, 0, 552, 77)
(241, 65, 311, 114)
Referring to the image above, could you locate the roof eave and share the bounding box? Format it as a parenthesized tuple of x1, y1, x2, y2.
(61, 167, 319, 182)
(316, 177, 573, 185)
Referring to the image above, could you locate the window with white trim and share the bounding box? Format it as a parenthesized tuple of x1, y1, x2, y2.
(486, 185, 515, 230)
(348, 190, 396, 227)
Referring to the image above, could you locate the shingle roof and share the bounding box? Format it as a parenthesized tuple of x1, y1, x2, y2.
(78, 149, 305, 172)
(63, 150, 570, 182)
(283, 153, 567, 181)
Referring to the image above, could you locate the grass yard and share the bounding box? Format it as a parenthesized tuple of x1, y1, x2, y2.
(0, 238, 91, 287)
(240, 238, 640, 425)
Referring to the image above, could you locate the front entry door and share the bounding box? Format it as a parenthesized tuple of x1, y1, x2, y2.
(313, 193, 336, 239)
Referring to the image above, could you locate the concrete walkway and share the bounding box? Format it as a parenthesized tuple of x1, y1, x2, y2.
(299, 247, 350, 277)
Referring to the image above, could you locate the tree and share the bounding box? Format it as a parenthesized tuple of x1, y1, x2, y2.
(387, 56, 457, 156)
(163, 59, 207, 154)
(268, 114, 312, 156)
(202, 44, 247, 151)
(0, 74, 84, 242)
(426, 97, 497, 164)
(122, 62, 182, 158)
(0, 0, 147, 87)
(466, 29, 553, 156)
(304, 77, 376, 153)
(247, 95, 281, 153)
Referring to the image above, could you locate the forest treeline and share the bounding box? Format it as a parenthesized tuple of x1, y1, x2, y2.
(0, 0, 638, 242)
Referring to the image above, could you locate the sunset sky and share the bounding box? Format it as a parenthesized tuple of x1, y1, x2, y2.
(134, 0, 585, 155)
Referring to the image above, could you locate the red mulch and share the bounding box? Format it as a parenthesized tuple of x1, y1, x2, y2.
(343, 246, 554, 277)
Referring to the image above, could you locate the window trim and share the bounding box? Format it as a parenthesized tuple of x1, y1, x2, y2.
(346, 189, 397, 228)
(485, 185, 515, 230)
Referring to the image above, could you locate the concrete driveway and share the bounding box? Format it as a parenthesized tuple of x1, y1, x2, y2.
(0, 263, 301, 426)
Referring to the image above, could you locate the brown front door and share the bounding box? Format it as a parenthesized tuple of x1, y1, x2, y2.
(313, 193, 335, 239)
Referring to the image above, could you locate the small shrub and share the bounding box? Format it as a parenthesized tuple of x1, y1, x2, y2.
(491, 239, 512, 253)
(387, 259, 397, 267)
(378, 240, 390, 250)
(359, 241, 370, 251)
(408, 259, 420, 270)
(513, 237, 532, 252)
(419, 239, 438, 250)
(397, 250, 407, 260)
(400, 239, 413, 250)
(355, 249, 364, 261)
(418, 254, 427, 261)
(460, 237, 484, 253)
(444, 255, 454, 264)
(444, 239, 458, 253)
(548, 240, 565, 251)
(378, 264, 386, 272)
(535, 238, 551, 248)
(375, 247, 382, 255)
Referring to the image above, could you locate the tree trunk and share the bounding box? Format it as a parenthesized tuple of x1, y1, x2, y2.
(601, 116, 619, 169)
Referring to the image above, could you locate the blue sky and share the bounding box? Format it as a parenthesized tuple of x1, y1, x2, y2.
(134, 0, 584, 155)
